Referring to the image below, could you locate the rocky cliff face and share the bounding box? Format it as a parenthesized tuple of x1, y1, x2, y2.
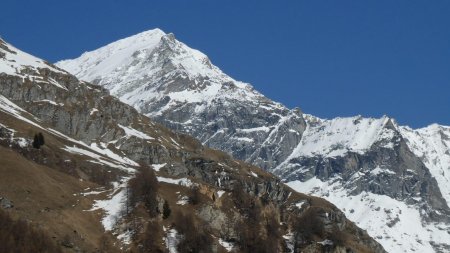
(57, 29, 450, 253)
(0, 38, 385, 252)
(280, 116, 450, 252)
(277, 116, 450, 221)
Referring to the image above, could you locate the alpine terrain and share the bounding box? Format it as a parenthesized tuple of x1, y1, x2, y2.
(57, 29, 450, 253)
(0, 37, 385, 252)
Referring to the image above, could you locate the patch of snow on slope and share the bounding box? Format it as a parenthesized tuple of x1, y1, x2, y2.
(14, 137, 29, 148)
(0, 122, 31, 148)
(317, 239, 333, 246)
(117, 230, 132, 245)
(283, 232, 294, 253)
(370, 166, 396, 175)
(249, 171, 258, 177)
(165, 228, 180, 253)
(63, 146, 134, 173)
(400, 125, 450, 207)
(157, 176, 193, 187)
(152, 163, 167, 171)
(218, 238, 235, 252)
(118, 124, 154, 140)
(89, 108, 99, 115)
(234, 136, 254, 142)
(90, 143, 139, 167)
(238, 126, 271, 133)
(217, 190, 226, 198)
(90, 178, 131, 231)
(35, 99, 64, 106)
(0, 122, 14, 132)
(288, 178, 450, 253)
(295, 200, 306, 209)
(176, 196, 190, 205)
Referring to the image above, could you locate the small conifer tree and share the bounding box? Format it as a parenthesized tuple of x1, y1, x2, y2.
(32, 132, 45, 149)
(163, 200, 171, 219)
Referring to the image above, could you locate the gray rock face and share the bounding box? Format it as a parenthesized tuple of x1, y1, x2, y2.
(278, 126, 450, 223)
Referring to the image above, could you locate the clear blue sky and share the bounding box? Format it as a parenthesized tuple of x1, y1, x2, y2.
(2, 1, 449, 128)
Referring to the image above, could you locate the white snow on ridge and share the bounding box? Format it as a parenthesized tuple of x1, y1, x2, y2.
(56, 28, 247, 89)
(299, 116, 395, 157)
(275, 116, 395, 172)
(55, 29, 165, 81)
(0, 39, 64, 77)
(288, 178, 450, 253)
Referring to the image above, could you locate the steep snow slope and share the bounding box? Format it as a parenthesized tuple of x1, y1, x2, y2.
(400, 125, 450, 207)
(288, 178, 450, 253)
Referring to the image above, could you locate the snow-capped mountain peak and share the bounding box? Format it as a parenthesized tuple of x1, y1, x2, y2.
(57, 28, 259, 116)
(56, 29, 303, 172)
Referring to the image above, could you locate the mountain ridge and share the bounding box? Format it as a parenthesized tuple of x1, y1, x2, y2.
(56, 28, 450, 253)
